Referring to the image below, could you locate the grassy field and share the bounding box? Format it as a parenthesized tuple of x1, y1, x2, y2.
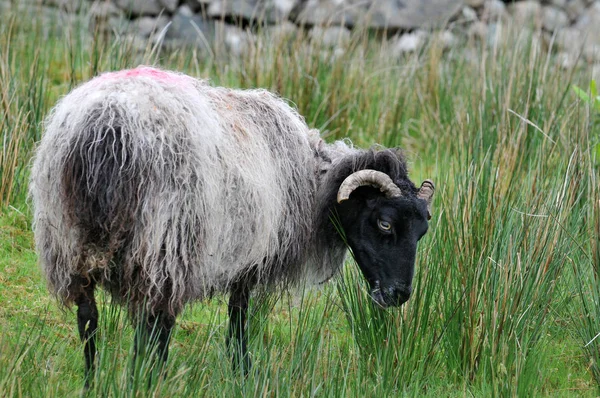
(1, 2, 600, 396)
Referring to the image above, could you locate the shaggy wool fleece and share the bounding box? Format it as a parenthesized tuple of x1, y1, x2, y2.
(30, 67, 355, 315)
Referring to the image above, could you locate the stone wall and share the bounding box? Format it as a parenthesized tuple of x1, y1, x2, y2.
(4, 0, 600, 67)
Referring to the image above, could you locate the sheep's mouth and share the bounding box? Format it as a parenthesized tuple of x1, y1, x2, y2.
(370, 281, 388, 309)
(369, 280, 411, 308)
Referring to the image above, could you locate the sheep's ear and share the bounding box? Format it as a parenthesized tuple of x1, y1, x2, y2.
(417, 180, 435, 220)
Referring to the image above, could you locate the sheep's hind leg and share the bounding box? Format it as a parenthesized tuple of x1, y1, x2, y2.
(132, 310, 176, 383)
(75, 281, 98, 390)
(227, 278, 255, 376)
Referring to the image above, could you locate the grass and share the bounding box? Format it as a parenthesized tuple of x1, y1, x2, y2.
(1, 1, 599, 396)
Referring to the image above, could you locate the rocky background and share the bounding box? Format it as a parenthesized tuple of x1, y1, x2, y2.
(2, 0, 599, 69)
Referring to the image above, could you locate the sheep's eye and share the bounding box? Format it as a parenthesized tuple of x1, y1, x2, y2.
(378, 220, 391, 232)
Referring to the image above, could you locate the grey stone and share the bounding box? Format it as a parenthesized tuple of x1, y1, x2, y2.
(468, 20, 488, 41)
(117, 33, 153, 55)
(575, 2, 600, 34)
(295, 0, 463, 30)
(309, 26, 351, 48)
(509, 1, 542, 28)
(557, 51, 580, 69)
(461, 6, 478, 22)
(464, 0, 484, 7)
(565, 0, 587, 21)
(486, 22, 509, 47)
(165, 5, 216, 51)
(208, 0, 299, 23)
(135, 15, 170, 38)
(391, 31, 428, 56)
(43, 0, 80, 12)
(0, 0, 11, 12)
(554, 27, 583, 52)
(177, 2, 194, 16)
(90, 1, 123, 18)
(265, 21, 298, 42)
(481, 0, 508, 22)
(28, 5, 91, 39)
(115, 0, 164, 16)
(215, 22, 254, 56)
(293, 0, 356, 26)
(159, 0, 179, 13)
(89, 1, 130, 36)
(438, 30, 457, 49)
(182, 0, 209, 12)
(593, 63, 600, 82)
(574, 2, 600, 62)
(548, 0, 567, 8)
(542, 6, 569, 31)
(584, 44, 600, 63)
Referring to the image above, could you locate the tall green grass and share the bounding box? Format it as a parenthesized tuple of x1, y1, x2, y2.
(1, 2, 599, 396)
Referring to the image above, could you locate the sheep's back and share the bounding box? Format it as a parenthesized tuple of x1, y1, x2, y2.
(30, 67, 318, 313)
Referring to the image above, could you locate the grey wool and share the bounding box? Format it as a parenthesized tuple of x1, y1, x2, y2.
(29, 66, 370, 317)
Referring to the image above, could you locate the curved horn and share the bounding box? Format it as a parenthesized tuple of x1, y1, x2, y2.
(337, 170, 402, 203)
(417, 179, 435, 219)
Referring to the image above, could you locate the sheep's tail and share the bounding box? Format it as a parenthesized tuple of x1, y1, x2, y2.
(61, 120, 141, 257)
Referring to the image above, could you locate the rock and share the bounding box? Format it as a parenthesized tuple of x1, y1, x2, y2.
(0, 0, 11, 12)
(165, 4, 216, 51)
(557, 51, 579, 69)
(548, 0, 567, 8)
(366, 0, 464, 29)
(100, 16, 133, 36)
(135, 15, 170, 38)
(481, 0, 508, 22)
(309, 26, 351, 48)
(122, 33, 150, 53)
(554, 27, 583, 52)
(115, 0, 164, 16)
(391, 31, 428, 56)
(438, 30, 457, 49)
(89, 0, 129, 36)
(176, 2, 194, 16)
(584, 44, 600, 63)
(509, 1, 542, 28)
(464, 0, 483, 7)
(574, 2, 600, 61)
(292, 0, 356, 26)
(542, 6, 569, 31)
(29, 5, 90, 39)
(575, 2, 600, 36)
(295, 0, 464, 30)
(462, 6, 478, 22)
(43, 0, 80, 12)
(265, 21, 298, 43)
(486, 22, 509, 47)
(468, 20, 488, 41)
(565, 0, 587, 21)
(208, 0, 298, 23)
(90, 1, 123, 19)
(159, 0, 179, 13)
(593, 63, 600, 83)
(182, 0, 209, 12)
(215, 22, 254, 56)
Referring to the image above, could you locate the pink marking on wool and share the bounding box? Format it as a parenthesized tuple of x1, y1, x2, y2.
(96, 67, 191, 84)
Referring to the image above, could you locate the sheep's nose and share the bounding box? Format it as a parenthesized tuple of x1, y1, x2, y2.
(388, 284, 412, 307)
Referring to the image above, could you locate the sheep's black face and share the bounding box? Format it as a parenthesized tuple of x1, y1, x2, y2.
(337, 188, 430, 308)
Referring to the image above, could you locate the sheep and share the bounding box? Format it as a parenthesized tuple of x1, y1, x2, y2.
(29, 66, 434, 385)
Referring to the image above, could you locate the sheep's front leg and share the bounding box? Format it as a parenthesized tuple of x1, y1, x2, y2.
(75, 282, 98, 390)
(227, 280, 252, 375)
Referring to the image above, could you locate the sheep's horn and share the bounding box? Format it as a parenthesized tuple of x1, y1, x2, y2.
(417, 179, 435, 219)
(337, 170, 402, 203)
